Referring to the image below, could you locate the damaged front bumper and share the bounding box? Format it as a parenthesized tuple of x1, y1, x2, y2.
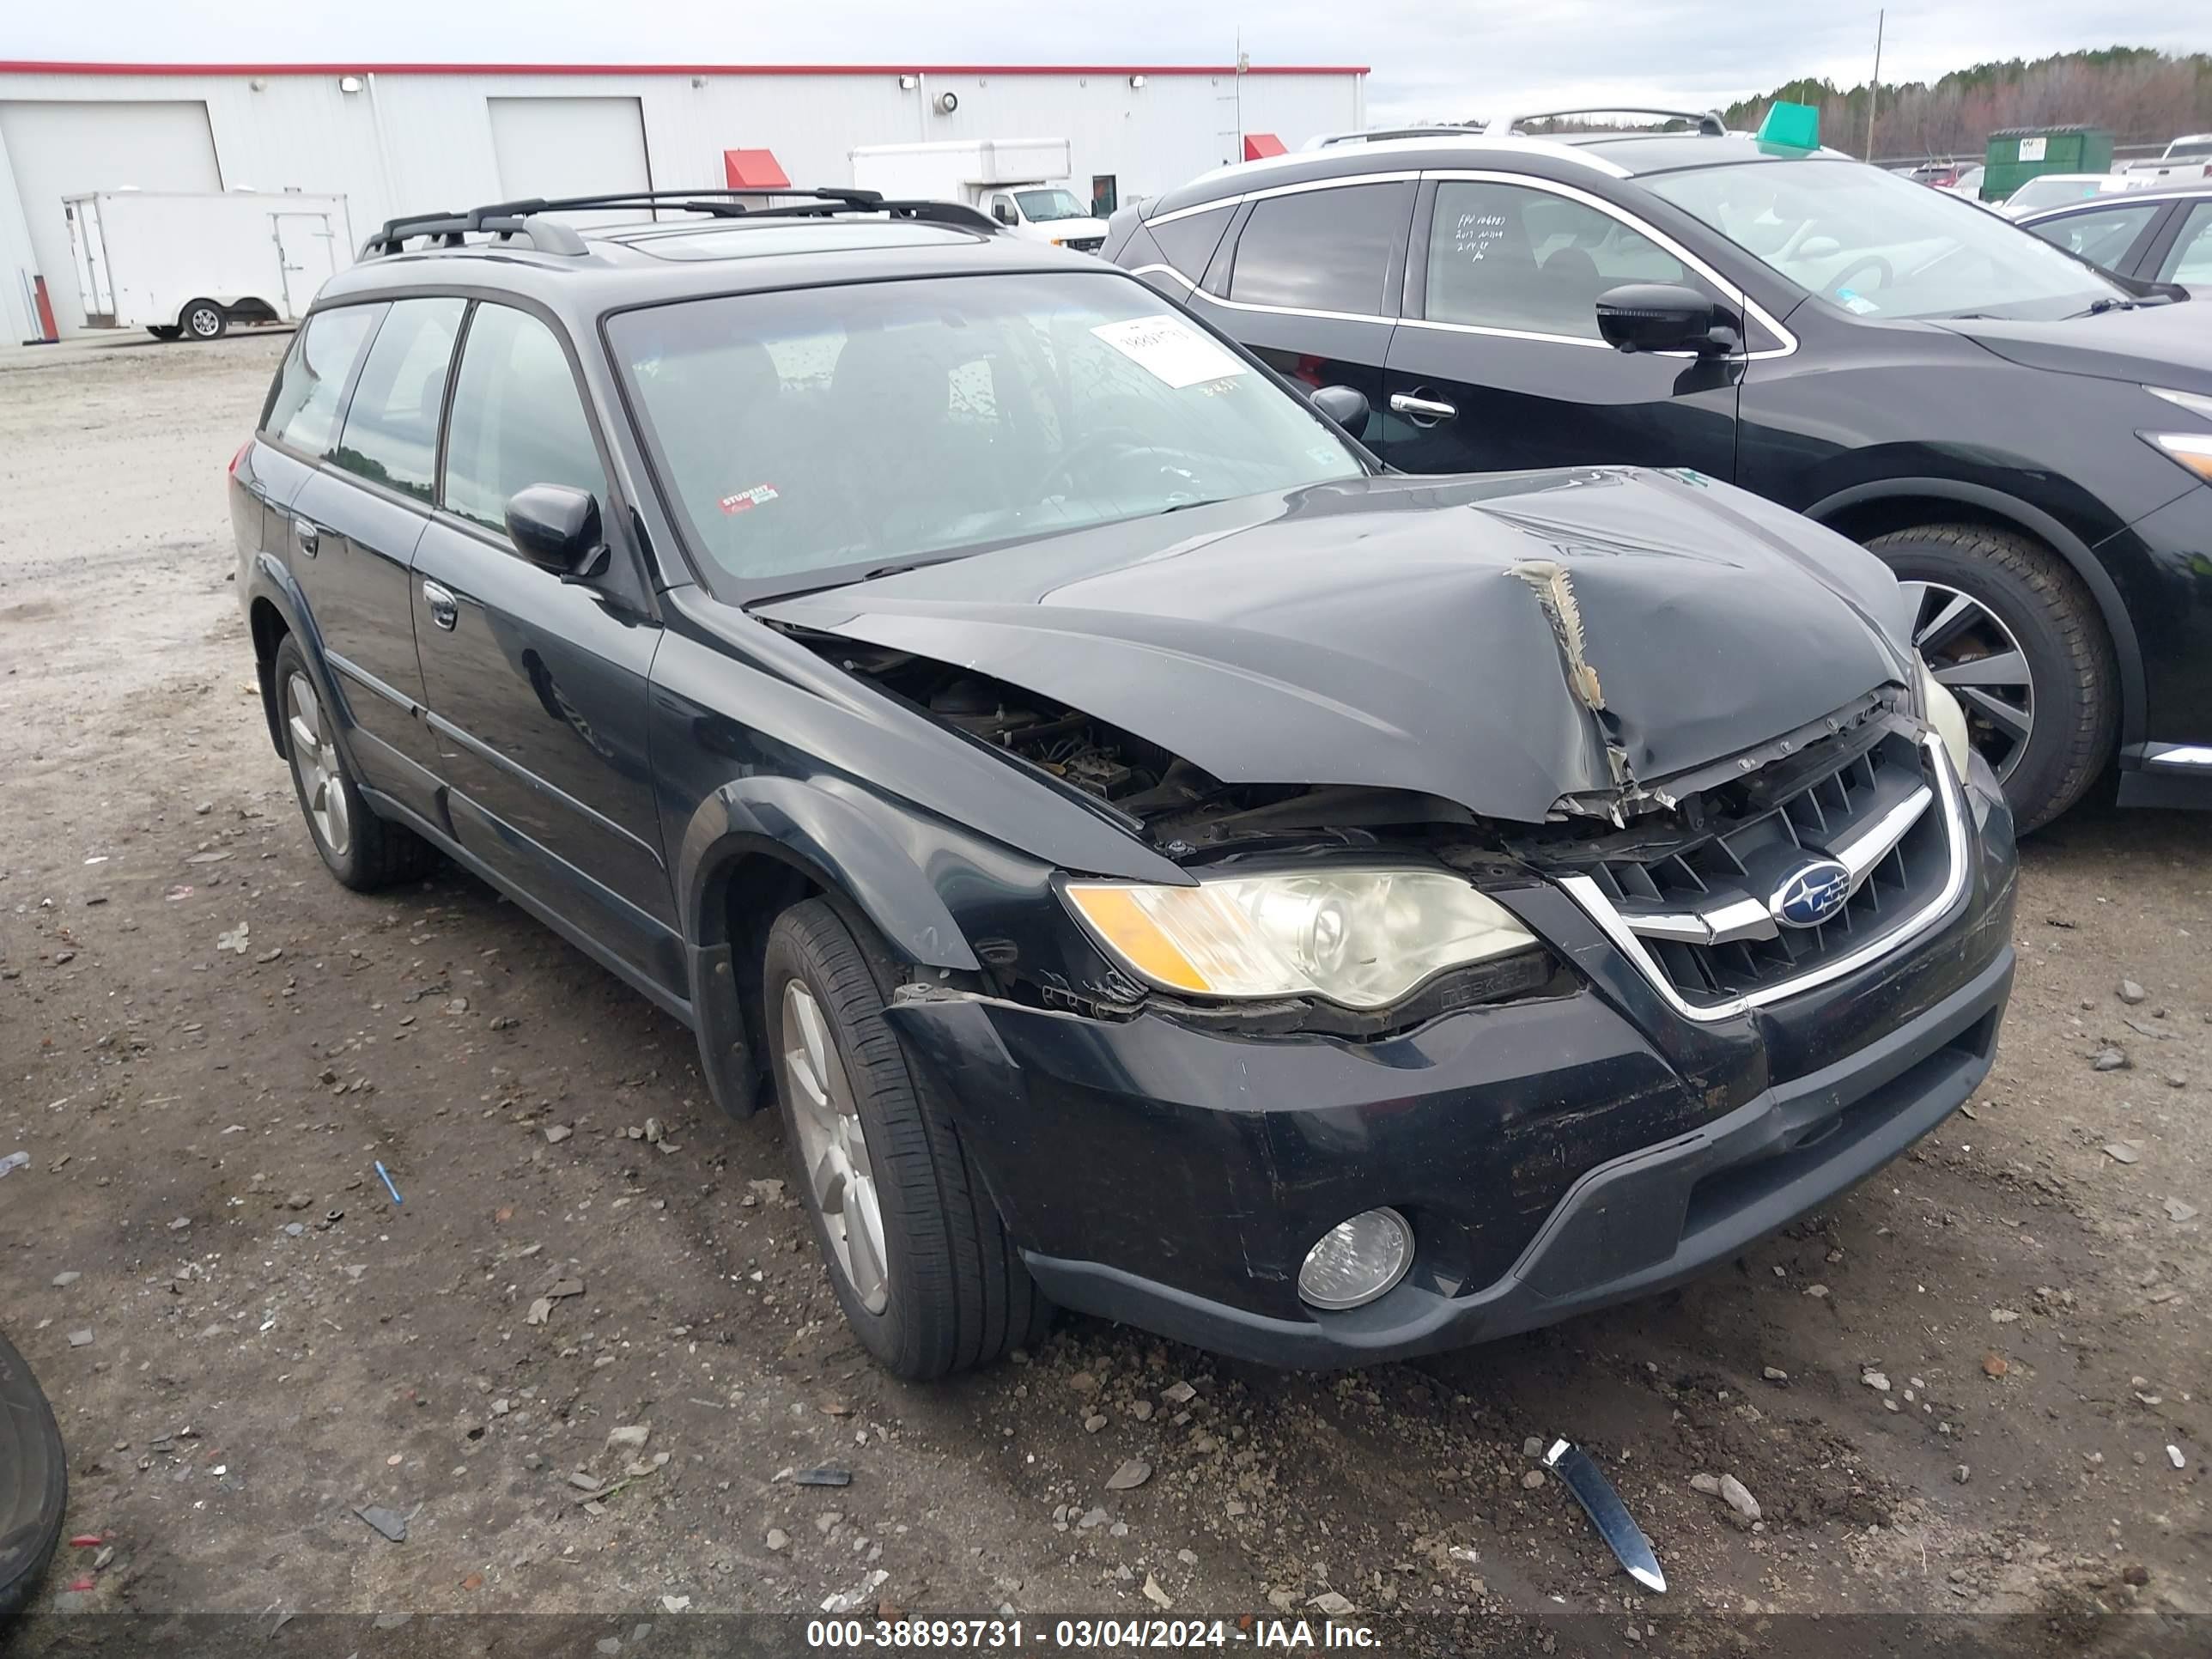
(889, 762, 2017, 1369)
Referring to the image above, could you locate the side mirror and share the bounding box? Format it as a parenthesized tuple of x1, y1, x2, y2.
(994, 203, 1016, 226)
(505, 483, 607, 579)
(1595, 283, 1723, 354)
(1309, 384, 1370, 431)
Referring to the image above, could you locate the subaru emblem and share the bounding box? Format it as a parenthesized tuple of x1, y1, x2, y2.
(1771, 857, 1852, 929)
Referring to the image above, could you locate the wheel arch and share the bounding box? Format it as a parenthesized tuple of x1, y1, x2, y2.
(678, 779, 983, 1118)
(1805, 477, 2146, 749)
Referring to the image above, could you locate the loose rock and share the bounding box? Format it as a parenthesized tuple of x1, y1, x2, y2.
(2093, 1048, 2130, 1073)
(1105, 1458, 1152, 1492)
(2118, 980, 2147, 1006)
(2104, 1142, 2141, 1164)
(1862, 1370, 1891, 1392)
(1717, 1475, 1760, 1522)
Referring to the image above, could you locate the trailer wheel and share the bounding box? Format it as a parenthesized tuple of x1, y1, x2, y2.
(180, 300, 228, 341)
(146, 325, 182, 341)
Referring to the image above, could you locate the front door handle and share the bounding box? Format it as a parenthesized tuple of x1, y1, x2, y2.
(292, 517, 320, 558)
(422, 580, 459, 631)
(1389, 392, 1459, 425)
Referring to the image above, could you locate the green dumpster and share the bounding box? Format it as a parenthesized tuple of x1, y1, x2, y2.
(1983, 125, 2114, 201)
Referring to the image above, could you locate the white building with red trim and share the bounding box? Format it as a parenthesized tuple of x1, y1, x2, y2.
(0, 58, 1367, 339)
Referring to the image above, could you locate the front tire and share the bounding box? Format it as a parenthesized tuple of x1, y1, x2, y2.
(0, 1328, 66, 1629)
(146, 325, 182, 341)
(763, 898, 1049, 1379)
(272, 636, 435, 890)
(1865, 523, 2116, 831)
(179, 299, 227, 341)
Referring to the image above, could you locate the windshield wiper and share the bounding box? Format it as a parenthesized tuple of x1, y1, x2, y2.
(2070, 296, 2138, 317)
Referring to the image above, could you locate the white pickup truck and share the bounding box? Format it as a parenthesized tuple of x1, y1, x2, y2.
(2120, 134, 2212, 185)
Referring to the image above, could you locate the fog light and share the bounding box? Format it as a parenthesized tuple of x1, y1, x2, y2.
(1297, 1207, 1413, 1310)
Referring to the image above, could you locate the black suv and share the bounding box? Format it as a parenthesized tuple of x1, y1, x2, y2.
(1106, 112, 2212, 830)
(234, 188, 2015, 1376)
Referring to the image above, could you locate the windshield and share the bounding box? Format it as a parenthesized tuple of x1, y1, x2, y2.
(1014, 188, 1087, 222)
(611, 273, 1366, 596)
(1649, 158, 2125, 319)
(2005, 175, 2112, 211)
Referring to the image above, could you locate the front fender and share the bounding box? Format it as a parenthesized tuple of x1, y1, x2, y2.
(677, 773, 983, 970)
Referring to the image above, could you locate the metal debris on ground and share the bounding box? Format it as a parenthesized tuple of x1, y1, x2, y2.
(793, 1468, 853, 1487)
(374, 1160, 404, 1204)
(354, 1504, 409, 1542)
(1540, 1438, 1666, 1592)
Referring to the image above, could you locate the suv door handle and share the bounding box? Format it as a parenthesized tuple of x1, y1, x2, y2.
(422, 580, 459, 631)
(292, 517, 320, 558)
(1389, 392, 1458, 424)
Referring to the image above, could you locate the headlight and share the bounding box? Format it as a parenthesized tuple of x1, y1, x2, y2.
(1915, 657, 1973, 780)
(2142, 386, 2212, 483)
(1062, 868, 1536, 1010)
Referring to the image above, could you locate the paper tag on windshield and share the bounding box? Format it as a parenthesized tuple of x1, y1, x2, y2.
(1091, 315, 1249, 390)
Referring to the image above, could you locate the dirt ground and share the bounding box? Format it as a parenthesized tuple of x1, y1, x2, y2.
(1, 334, 2205, 1654)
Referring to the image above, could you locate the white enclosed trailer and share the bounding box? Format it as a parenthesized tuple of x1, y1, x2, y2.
(63, 190, 349, 340)
(848, 138, 1110, 250)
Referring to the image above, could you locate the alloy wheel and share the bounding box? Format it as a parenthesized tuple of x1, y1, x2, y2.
(187, 305, 222, 338)
(781, 978, 890, 1314)
(1899, 580, 2035, 783)
(285, 671, 352, 858)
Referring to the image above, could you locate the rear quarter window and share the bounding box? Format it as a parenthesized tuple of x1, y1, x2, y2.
(261, 304, 385, 456)
(1146, 206, 1234, 285)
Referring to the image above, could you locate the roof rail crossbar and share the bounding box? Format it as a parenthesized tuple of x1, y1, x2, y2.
(1310, 125, 1485, 148)
(1484, 106, 1728, 138)
(362, 185, 1000, 257)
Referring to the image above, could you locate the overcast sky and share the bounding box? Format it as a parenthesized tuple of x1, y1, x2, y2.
(7, 2, 2203, 125)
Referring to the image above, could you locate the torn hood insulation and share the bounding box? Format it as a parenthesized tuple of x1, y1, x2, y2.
(760, 467, 1917, 825)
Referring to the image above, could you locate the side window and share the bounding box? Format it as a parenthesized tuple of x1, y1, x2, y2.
(441, 303, 607, 538)
(2027, 202, 2160, 270)
(1426, 181, 1698, 341)
(1228, 182, 1413, 315)
(331, 297, 465, 501)
(992, 194, 1018, 227)
(1148, 206, 1233, 284)
(262, 304, 384, 455)
(2159, 203, 2212, 284)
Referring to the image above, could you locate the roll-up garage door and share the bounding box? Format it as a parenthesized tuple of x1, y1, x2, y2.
(487, 97, 651, 226)
(0, 100, 222, 334)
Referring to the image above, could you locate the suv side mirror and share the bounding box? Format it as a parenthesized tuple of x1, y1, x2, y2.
(1595, 283, 1724, 354)
(1309, 384, 1370, 432)
(506, 483, 608, 580)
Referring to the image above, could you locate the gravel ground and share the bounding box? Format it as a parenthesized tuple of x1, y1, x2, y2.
(1, 335, 2206, 1652)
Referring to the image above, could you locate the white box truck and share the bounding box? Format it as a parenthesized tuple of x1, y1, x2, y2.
(64, 190, 351, 342)
(848, 139, 1109, 251)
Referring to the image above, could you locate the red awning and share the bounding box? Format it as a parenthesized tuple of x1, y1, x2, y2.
(1243, 132, 1286, 161)
(724, 148, 792, 189)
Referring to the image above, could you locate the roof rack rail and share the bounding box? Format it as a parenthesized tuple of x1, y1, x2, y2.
(1483, 107, 1728, 139)
(1307, 125, 1486, 149)
(362, 187, 1000, 258)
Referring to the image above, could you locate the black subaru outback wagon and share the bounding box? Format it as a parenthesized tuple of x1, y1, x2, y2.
(1107, 112, 2212, 832)
(234, 188, 2016, 1376)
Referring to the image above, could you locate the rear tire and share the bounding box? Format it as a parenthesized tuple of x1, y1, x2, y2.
(272, 635, 437, 891)
(763, 898, 1050, 1379)
(179, 299, 227, 341)
(1864, 523, 2116, 831)
(146, 325, 182, 341)
(0, 1328, 66, 1629)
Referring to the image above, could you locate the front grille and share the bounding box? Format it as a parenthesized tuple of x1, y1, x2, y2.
(1568, 730, 1958, 1010)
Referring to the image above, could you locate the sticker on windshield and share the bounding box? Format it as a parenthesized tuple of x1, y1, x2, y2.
(1091, 315, 1249, 390)
(1834, 289, 1881, 315)
(719, 483, 780, 514)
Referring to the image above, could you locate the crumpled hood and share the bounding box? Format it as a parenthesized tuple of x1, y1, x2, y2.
(1936, 300, 2212, 393)
(760, 468, 1915, 825)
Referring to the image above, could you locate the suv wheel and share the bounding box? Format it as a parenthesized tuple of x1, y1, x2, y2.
(1865, 523, 2116, 831)
(0, 1328, 66, 1628)
(273, 636, 436, 890)
(763, 898, 1050, 1379)
(180, 299, 228, 340)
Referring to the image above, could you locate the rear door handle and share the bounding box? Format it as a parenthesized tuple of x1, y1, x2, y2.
(1389, 392, 1458, 424)
(422, 580, 459, 631)
(292, 517, 320, 558)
